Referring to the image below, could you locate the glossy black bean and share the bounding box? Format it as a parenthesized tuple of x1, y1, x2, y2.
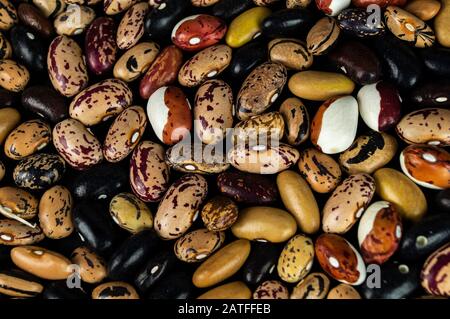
(211, 0, 253, 21)
(10, 25, 46, 73)
(338, 8, 386, 38)
(69, 163, 128, 201)
(328, 40, 381, 85)
(0, 246, 11, 266)
(21, 85, 68, 123)
(262, 9, 315, 39)
(42, 281, 87, 299)
(372, 35, 422, 90)
(242, 242, 280, 286)
(217, 171, 278, 205)
(134, 251, 179, 293)
(144, 0, 191, 43)
(360, 260, 420, 299)
(73, 201, 121, 257)
(147, 271, 193, 299)
(410, 80, 450, 108)
(108, 230, 162, 281)
(419, 47, 450, 77)
(398, 214, 450, 261)
(435, 189, 450, 214)
(228, 40, 268, 81)
(0, 88, 17, 108)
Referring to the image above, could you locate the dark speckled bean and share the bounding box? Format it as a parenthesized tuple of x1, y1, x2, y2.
(201, 196, 239, 232)
(85, 17, 118, 76)
(13, 153, 66, 190)
(217, 171, 278, 205)
(338, 8, 386, 37)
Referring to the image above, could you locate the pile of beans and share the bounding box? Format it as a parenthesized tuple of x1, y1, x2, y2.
(0, 0, 449, 300)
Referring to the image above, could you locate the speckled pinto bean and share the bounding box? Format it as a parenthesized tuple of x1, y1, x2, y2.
(71, 246, 107, 284)
(194, 79, 233, 145)
(47, 35, 88, 97)
(4, 119, 51, 160)
(129, 140, 170, 203)
(178, 44, 232, 87)
(0, 186, 38, 221)
(69, 78, 133, 126)
(236, 62, 287, 120)
(103, 106, 147, 163)
(0, 59, 29, 92)
(322, 173, 376, 234)
(104, 0, 138, 15)
(52, 118, 103, 170)
(54, 4, 95, 36)
(154, 174, 208, 240)
(116, 2, 149, 50)
(38, 185, 73, 239)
